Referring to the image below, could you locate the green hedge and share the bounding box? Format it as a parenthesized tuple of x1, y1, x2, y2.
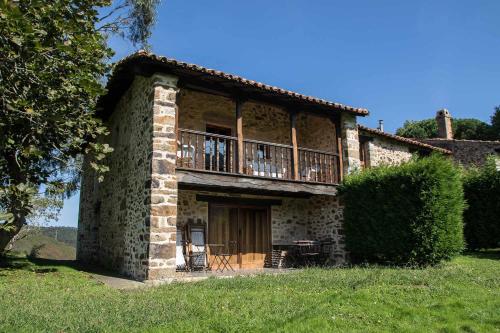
(339, 155, 464, 266)
(463, 158, 500, 250)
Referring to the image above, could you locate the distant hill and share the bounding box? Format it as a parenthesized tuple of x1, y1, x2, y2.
(9, 226, 77, 260)
(39, 226, 77, 247)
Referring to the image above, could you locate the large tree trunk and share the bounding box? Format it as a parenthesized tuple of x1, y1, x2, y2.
(0, 212, 26, 254)
(1, 153, 30, 255)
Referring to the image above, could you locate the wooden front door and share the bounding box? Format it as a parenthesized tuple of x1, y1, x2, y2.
(208, 204, 271, 269)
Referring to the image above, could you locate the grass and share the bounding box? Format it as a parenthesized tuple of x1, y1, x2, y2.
(0, 252, 499, 333)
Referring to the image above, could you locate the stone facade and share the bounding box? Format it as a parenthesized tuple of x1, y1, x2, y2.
(364, 135, 414, 167)
(420, 139, 500, 167)
(148, 74, 179, 280)
(177, 190, 347, 264)
(78, 72, 360, 281)
(341, 113, 361, 174)
(78, 73, 180, 281)
(78, 75, 155, 280)
(178, 89, 339, 150)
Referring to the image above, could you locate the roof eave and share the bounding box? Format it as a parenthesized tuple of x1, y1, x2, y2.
(97, 52, 369, 119)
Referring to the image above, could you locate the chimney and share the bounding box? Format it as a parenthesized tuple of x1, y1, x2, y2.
(378, 120, 384, 132)
(436, 109, 453, 139)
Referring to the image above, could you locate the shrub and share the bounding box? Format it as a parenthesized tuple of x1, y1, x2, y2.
(463, 158, 500, 250)
(339, 155, 464, 266)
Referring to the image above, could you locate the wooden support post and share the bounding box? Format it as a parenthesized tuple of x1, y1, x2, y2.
(335, 121, 343, 183)
(290, 111, 299, 180)
(236, 100, 244, 174)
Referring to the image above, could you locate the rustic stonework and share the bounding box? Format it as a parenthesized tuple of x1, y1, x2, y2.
(78, 74, 359, 281)
(78, 73, 180, 281)
(177, 190, 347, 264)
(341, 113, 361, 174)
(365, 136, 413, 167)
(78, 75, 155, 281)
(147, 74, 179, 280)
(296, 113, 338, 153)
(177, 89, 338, 150)
(420, 139, 500, 167)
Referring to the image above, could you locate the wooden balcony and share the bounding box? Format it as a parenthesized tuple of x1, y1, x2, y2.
(177, 128, 341, 186)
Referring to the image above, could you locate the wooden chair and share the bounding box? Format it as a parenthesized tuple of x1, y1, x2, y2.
(183, 223, 208, 272)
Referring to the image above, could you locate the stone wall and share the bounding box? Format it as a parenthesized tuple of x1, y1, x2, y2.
(341, 113, 361, 174)
(296, 113, 338, 153)
(78, 73, 180, 281)
(177, 89, 339, 150)
(79, 78, 358, 281)
(148, 74, 179, 280)
(78, 75, 155, 280)
(176, 189, 347, 264)
(364, 135, 413, 167)
(420, 139, 500, 167)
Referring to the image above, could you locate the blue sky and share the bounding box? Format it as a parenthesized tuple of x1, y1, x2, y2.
(55, 0, 500, 227)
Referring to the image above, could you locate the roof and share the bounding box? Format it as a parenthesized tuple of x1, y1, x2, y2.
(97, 51, 369, 118)
(420, 138, 500, 144)
(358, 125, 452, 154)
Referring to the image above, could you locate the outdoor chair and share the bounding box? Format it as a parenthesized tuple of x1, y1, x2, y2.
(293, 240, 323, 267)
(207, 241, 236, 272)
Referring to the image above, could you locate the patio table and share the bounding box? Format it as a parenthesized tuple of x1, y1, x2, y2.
(292, 240, 324, 267)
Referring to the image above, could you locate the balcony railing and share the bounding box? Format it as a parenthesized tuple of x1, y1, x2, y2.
(177, 128, 340, 184)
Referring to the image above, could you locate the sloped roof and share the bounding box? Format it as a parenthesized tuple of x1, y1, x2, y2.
(358, 125, 452, 154)
(97, 51, 369, 118)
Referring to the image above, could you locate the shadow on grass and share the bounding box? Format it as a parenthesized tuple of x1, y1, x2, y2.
(464, 249, 500, 261)
(0, 255, 76, 275)
(0, 255, 138, 282)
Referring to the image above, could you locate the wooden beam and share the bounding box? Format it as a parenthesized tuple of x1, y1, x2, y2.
(236, 100, 244, 174)
(290, 111, 299, 180)
(196, 194, 282, 206)
(335, 120, 343, 182)
(176, 169, 338, 197)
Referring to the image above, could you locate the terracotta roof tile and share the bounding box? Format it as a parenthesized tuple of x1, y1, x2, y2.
(102, 51, 369, 116)
(358, 125, 452, 154)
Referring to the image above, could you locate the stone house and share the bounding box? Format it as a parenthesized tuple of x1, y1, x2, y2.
(357, 125, 450, 168)
(77, 52, 448, 281)
(419, 109, 500, 167)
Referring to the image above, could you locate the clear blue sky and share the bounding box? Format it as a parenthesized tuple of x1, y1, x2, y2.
(55, 0, 500, 227)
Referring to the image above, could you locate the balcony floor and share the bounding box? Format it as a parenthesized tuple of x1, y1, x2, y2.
(176, 168, 338, 197)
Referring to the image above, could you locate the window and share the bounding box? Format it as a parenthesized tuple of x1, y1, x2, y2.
(359, 136, 371, 168)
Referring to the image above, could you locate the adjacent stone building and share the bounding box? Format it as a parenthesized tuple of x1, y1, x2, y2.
(358, 125, 450, 168)
(78, 52, 449, 281)
(419, 110, 500, 167)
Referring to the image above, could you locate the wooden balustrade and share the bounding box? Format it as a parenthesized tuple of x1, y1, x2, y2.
(242, 139, 293, 181)
(298, 148, 340, 184)
(177, 129, 238, 173)
(177, 128, 339, 184)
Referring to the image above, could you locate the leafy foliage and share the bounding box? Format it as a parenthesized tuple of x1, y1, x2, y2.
(396, 117, 496, 140)
(339, 155, 465, 266)
(97, 0, 161, 49)
(0, 0, 114, 250)
(463, 157, 500, 250)
(491, 106, 500, 140)
(396, 119, 438, 139)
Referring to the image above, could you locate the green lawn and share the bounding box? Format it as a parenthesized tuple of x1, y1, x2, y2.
(0, 253, 499, 333)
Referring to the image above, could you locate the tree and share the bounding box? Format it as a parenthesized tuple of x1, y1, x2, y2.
(396, 119, 437, 139)
(0, 0, 162, 253)
(490, 106, 500, 140)
(396, 113, 498, 140)
(98, 0, 161, 49)
(453, 118, 492, 140)
(0, 0, 116, 252)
